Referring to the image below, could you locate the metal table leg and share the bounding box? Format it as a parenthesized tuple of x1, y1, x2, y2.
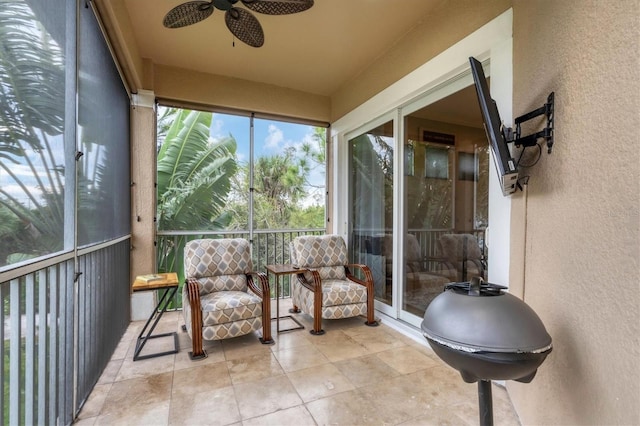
(272, 272, 304, 333)
(133, 285, 179, 361)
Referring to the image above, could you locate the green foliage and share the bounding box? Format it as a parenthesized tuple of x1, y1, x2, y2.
(289, 205, 325, 229)
(156, 108, 238, 279)
(0, 1, 66, 265)
(157, 109, 237, 231)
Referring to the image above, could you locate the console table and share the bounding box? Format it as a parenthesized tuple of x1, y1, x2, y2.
(132, 272, 179, 361)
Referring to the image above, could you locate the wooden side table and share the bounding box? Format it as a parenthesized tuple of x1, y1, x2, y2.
(265, 264, 305, 333)
(132, 272, 180, 361)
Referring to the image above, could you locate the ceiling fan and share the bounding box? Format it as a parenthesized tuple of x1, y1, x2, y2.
(162, 0, 314, 48)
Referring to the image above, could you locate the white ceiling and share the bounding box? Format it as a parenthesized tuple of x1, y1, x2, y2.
(122, 0, 444, 97)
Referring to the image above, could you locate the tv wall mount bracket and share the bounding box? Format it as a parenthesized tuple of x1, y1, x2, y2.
(506, 92, 555, 154)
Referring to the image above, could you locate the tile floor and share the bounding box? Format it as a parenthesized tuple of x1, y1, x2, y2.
(74, 301, 521, 425)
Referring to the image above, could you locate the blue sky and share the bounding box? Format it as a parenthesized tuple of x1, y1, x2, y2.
(209, 112, 326, 206)
(210, 113, 315, 162)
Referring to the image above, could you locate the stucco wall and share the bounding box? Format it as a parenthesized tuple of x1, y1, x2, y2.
(508, 1, 640, 424)
(153, 64, 332, 124)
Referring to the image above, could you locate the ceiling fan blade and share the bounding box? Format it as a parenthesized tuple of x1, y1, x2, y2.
(241, 0, 314, 15)
(163, 1, 215, 28)
(225, 8, 264, 47)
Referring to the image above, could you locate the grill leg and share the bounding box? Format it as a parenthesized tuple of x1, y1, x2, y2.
(478, 380, 494, 426)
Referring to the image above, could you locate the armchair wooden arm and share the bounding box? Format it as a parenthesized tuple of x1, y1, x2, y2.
(185, 277, 205, 359)
(247, 271, 274, 344)
(293, 269, 324, 334)
(345, 263, 378, 327)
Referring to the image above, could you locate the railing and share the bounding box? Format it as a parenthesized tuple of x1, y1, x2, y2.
(351, 228, 487, 296)
(156, 228, 325, 307)
(0, 238, 131, 425)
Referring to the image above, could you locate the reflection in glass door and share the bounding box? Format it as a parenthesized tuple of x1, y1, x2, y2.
(401, 83, 490, 320)
(348, 120, 394, 308)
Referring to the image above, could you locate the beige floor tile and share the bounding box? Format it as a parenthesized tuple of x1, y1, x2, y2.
(73, 416, 97, 426)
(95, 400, 170, 426)
(242, 405, 316, 426)
(376, 345, 440, 374)
(131, 331, 180, 360)
(359, 374, 450, 424)
(172, 361, 231, 397)
(168, 386, 241, 426)
(269, 316, 306, 335)
(78, 299, 522, 426)
(77, 383, 111, 419)
(397, 403, 474, 426)
(272, 342, 330, 373)
(227, 351, 284, 385)
(268, 328, 313, 352)
(312, 336, 369, 363)
(287, 362, 356, 402)
(343, 324, 409, 353)
(110, 334, 133, 361)
(410, 365, 479, 406)
(96, 359, 122, 385)
(221, 333, 273, 361)
(333, 353, 401, 387)
(305, 388, 384, 425)
(174, 340, 226, 371)
(116, 349, 176, 382)
(234, 374, 303, 420)
(101, 372, 173, 414)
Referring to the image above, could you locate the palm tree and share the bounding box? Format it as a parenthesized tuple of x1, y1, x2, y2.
(155, 108, 237, 278)
(0, 1, 66, 266)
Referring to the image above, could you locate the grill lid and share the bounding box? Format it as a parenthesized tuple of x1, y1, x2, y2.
(421, 278, 552, 354)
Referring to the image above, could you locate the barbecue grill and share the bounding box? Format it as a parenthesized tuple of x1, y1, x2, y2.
(421, 277, 552, 426)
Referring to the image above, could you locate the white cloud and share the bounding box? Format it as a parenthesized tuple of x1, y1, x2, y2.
(0, 183, 43, 206)
(264, 124, 284, 150)
(210, 117, 225, 141)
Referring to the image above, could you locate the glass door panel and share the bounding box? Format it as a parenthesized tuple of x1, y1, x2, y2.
(401, 82, 490, 323)
(348, 120, 394, 308)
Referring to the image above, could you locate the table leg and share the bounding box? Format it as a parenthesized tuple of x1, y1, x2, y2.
(133, 286, 179, 361)
(270, 273, 304, 333)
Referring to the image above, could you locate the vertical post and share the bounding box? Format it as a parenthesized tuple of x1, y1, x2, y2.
(478, 380, 494, 426)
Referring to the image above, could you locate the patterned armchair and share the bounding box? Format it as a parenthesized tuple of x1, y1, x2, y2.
(289, 234, 378, 335)
(438, 233, 486, 282)
(183, 238, 273, 360)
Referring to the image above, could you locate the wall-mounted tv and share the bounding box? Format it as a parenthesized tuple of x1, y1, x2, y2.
(469, 57, 518, 196)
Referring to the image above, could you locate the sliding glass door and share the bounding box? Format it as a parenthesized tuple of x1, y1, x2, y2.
(398, 76, 490, 325)
(345, 72, 490, 326)
(348, 118, 395, 311)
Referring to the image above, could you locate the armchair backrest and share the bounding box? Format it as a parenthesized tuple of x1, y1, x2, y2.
(439, 233, 483, 263)
(184, 238, 252, 294)
(290, 234, 347, 280)
(405, 234, 424, 273)
(382, 233, 424, 273)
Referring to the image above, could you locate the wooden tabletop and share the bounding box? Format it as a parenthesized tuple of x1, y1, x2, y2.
(265, 264, 306, 276)
(132, 272, 179, 292)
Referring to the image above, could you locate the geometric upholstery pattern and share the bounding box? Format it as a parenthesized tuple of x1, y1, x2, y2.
(182, 238, 273, 359)
(290, 234, 348, 280)
(289, 234, 378, 335)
